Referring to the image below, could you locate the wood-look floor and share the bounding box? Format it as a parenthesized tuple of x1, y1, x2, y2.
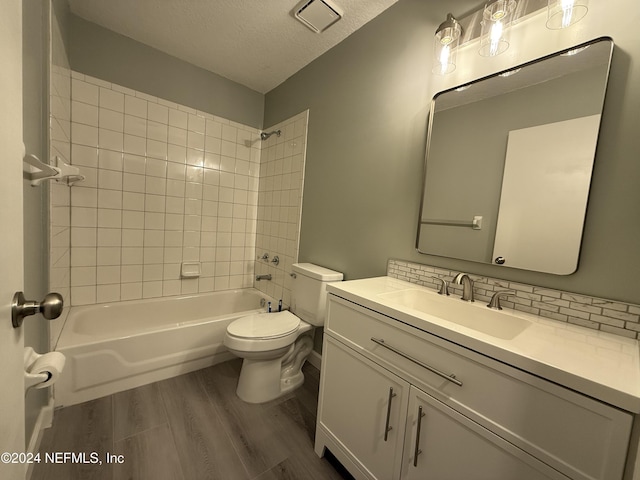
(31, 360, 353, 480)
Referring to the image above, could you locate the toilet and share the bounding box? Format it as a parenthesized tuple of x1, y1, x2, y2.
(223, 263, 343, 403)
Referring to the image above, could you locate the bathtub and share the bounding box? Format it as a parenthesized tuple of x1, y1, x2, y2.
(54, 289, 270, 407)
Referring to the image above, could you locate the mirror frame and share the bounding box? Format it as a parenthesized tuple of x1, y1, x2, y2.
(416, 37, 614, 274)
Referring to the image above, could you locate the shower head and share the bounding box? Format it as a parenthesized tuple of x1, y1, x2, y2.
(260, 130, 281, 140)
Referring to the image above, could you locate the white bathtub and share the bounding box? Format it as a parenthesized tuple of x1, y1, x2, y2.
(55, 289, 270, 407)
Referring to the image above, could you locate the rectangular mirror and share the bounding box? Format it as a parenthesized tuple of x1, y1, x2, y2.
(416, 37, 614, 275)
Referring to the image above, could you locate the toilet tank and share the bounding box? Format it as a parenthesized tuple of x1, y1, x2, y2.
(290, 263, 343, 326)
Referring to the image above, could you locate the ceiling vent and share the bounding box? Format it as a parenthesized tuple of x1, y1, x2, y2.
(293, 0, 343, 33)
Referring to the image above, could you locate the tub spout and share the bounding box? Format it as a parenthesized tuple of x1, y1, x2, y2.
(256, 274, 272, 281)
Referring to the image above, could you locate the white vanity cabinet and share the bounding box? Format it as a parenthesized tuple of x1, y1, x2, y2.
(401, 385, 565, 480)
(318, 337, 409, 480)
(315, 294, 633, 480)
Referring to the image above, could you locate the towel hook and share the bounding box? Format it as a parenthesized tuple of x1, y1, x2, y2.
(23, 154, 85, 187)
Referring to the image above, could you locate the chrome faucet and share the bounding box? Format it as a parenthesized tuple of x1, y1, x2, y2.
(452, 273, 474, 302)
(256, 274, 272, 281)
(487, 290, 515, 310)
(431, 276, 450, 296)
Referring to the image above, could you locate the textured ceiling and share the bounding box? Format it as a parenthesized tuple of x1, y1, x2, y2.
(67, 0, 400, 94)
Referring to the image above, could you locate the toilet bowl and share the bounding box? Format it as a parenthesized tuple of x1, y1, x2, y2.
(223, 263, 343, 404)
(224, 311, 313, 403)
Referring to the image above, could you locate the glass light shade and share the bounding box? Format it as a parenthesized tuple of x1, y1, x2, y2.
(433, 14, 461, 75)
(479, 0, 516, 57)
(547, 0, 588, 29)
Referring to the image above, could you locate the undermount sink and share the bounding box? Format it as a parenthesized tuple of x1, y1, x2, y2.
(377, 289, 530, 340)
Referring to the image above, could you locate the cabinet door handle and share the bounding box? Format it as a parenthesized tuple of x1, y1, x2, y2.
(384, 386, 397, 441)
(413, 406, 426, 467)
(371, 337, 463, 387)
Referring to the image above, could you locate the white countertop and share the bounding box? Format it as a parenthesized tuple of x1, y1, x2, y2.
(327, 276, 640, 413)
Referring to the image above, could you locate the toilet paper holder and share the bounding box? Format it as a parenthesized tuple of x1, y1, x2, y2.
(12, 291, 64, 328)
(24, 347, 66, 392)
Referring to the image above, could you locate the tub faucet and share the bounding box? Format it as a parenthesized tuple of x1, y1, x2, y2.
(256, 274, 272, 281)
(452, 273, 474, 302)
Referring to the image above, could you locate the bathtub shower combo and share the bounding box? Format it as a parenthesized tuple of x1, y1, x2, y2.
(55, 288, 270, 406)
(54, 263, 343, 407)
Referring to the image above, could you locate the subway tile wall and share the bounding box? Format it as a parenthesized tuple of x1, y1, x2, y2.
(68, 72, 265, 305)
(388, 259, 640, 339)
(254, 112, 308, 306)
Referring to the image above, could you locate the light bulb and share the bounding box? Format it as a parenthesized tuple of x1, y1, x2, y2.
(547, 0, 588, 29)
(489, 21, 504, 56)
(479, 0, 515, 57)
(433, 14, 461, 75)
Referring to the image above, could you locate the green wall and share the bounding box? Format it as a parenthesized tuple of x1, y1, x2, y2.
(265, 0, 640, 304)
(266, 0, 442, 280)
(69, 15, 264, 129)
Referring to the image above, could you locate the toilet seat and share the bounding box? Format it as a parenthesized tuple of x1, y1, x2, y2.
(224, 311, 308, 353)
(227, 311, 300, 339)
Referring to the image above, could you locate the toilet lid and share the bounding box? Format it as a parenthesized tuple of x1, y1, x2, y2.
(227, 311, 300, 339)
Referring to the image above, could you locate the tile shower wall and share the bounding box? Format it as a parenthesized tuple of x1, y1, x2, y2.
(68, 72, 261, 305)
(388, 259, 640, 339)
(49, 34, 72, 309)
(254, 112, 308, 306)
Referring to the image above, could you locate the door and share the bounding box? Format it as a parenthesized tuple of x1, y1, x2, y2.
(0, 1, 26, 479)
(318, 337, 409, 480)
(401, 386, 569, 480)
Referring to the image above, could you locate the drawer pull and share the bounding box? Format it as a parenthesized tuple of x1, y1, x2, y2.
(384, 387, 397, 441)
(413, 406, 426, 467)
(371, 337, 463, 387)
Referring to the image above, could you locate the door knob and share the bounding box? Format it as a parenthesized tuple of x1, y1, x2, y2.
(12, 291, 64, 328)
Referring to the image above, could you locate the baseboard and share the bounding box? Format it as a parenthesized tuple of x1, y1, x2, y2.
(25, 397, 54, 480)
(308, 350, 322, 370)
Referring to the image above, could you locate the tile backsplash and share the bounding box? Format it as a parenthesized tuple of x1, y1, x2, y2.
(388, 259, 640, 339)
(68, 72, 265, 305)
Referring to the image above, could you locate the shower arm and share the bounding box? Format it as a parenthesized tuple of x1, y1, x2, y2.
(260, 130, 281, 140)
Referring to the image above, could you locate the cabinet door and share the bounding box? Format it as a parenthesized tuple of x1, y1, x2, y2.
(401, 386, 569, 480)
(318, 336, 409, 480)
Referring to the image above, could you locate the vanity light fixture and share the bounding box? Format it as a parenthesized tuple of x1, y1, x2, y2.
(546, 0, 588, 29)
(433, 13, 462, 75)
(479, 0, 517, 57)
(432, 0, 586, 76)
